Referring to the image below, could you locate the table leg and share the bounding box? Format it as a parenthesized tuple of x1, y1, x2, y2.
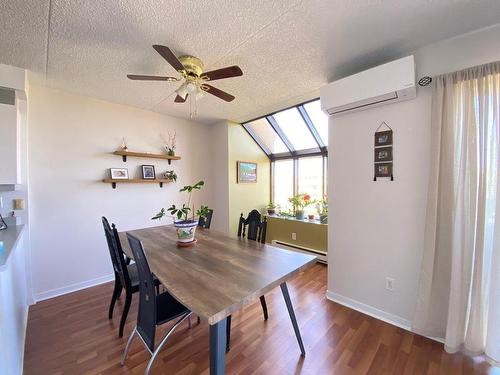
(280, 282, 306, 356)
(209, 318, 227, 374)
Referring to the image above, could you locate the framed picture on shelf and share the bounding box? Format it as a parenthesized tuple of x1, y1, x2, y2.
(237, 161, 257, 183)
(374, 146, 393, 162)
(374, 162, 393, 178)
(374, 130, 393, 147)
(141, 165, 156, 180)
(110, 168, 129, 180)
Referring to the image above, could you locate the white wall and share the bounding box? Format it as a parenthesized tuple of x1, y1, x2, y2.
(28, 86, 213, 300)
(209, 121, 230, 234)
(327, 24, 500, 330)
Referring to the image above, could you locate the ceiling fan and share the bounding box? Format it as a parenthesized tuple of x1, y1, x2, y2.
(127, 45, 243, 104)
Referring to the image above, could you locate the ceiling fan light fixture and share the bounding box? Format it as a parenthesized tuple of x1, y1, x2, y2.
(175, 83, 188, 100)
(186, 82, 197, 93)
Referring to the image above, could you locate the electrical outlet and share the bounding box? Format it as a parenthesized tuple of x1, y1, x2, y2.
(385, 277, 395, 291)
(291, 232, 297, 240)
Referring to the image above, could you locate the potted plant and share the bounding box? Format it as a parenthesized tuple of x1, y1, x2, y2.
(163, 130, 176, 156)
(288, 193, 312, 219)
(266, 202, 277, 215)
(316, 196, 328, 224)
(152, 180, 210, 244)
(163, 170, 177, 182)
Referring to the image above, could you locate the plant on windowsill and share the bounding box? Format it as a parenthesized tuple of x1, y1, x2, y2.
(266, 202, 277, 216)
(288, 193, 313, 220)
(316, 196, 328, 224)
(152, 180, 210, 244)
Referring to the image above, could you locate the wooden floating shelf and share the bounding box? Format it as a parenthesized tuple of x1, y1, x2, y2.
(113, 150, 181, 164)
(103, 178, 173, 189)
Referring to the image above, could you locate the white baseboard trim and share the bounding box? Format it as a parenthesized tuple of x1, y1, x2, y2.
(326, 290, 412, 331)
(20, 305, 29, 372)
(34, 274, 114, 302)
(326, 290, 444, 344)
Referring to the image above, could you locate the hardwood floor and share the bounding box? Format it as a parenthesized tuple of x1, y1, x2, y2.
(24, 263, 496, 375)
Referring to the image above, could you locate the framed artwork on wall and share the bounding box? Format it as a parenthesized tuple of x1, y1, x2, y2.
(110, 168, 129, 180)
(374, 130, 393, 147)
(374, 146, 393, 162)
(141, 165, 156, 179)
(374, 162, 393, 178)
(237, 161, 257, 183)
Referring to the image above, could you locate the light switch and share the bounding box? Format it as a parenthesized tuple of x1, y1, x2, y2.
(13, 198, 25, 210)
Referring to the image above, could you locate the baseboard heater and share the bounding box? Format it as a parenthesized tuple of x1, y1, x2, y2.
(271, 240, 327, 263)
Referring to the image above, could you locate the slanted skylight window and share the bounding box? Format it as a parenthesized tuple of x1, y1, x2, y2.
(242, 99, 328, 158)
(303, 101, 328, 146)
(243, 118, 289, 155)
(271, 108, 318, 151)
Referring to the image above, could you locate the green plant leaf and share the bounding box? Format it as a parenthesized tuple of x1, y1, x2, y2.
(151, 208, 166, 220)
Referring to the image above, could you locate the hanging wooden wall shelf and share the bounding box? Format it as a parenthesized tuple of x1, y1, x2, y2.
(113, 150, 181, 164)
(102, 178, 173, 189)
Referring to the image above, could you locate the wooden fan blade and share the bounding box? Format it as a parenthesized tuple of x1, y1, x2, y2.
(153, 45, 185, 72)
(174, 94, 188, 103)
(201, 66, 243, 81)
(127, 74, 177, 81)
(202, 84, 235, 102)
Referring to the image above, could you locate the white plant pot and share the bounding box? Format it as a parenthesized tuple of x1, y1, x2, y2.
(174, 220, 198, 243)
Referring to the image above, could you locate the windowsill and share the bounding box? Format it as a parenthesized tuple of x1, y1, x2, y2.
(266, 214, 327, 225)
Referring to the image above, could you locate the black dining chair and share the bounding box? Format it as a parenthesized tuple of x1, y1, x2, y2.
(237, 209, 267, 243)
(121, 233, 192, 375)
(101, 217, 160, 337)
(198, 208, 213, 229)
(226, 210, 269, 352)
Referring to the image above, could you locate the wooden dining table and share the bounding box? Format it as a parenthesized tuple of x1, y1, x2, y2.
(119, 225, 316, 375)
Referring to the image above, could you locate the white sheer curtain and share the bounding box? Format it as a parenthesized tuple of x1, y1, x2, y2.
(413, 61, 500, 364)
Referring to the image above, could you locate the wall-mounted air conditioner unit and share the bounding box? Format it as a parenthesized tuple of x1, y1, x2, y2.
(320, 55, 416, 116)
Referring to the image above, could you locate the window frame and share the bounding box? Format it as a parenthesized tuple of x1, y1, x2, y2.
(271, 155, 328, 210)
(241, 98, 328, 160)
(241, 97, 329, 208)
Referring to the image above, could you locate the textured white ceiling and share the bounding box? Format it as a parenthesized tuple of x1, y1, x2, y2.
(1, 0, 500, 124)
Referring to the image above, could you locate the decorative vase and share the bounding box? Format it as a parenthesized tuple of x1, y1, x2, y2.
(267, 208, 276, 216)
(295, 210, 305, 219)
(320, 214, 328, 224)
(307, 214, 315, 220)
(174, 220, 198, 243)
(167, 150, 175, 156)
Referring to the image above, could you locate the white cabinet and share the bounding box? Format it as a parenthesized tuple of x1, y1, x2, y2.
(0, 102, 19, 184)
(0, 64, 26, 187)
(0, 228, 30, 375)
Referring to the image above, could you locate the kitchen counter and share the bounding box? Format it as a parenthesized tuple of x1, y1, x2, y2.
(0, 224, 25, 271)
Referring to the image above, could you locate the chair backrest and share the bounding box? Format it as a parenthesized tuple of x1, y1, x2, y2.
(198, 209, 214, 229)
(126, 233, 157, 352)
(237, 210, 266, 243)
(102, 217, 130, 287)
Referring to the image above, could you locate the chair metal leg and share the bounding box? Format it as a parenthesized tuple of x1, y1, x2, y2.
(210, 318, 227, 375)
(225, 315, 232, 353)
(109, 279, 122, 319)
(280, 282, 305, 357)
(121, 327, 137, 365)
(259, 295, 269, 320)
(145, 312, 192, 375)
(119, 290, 132, 338)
